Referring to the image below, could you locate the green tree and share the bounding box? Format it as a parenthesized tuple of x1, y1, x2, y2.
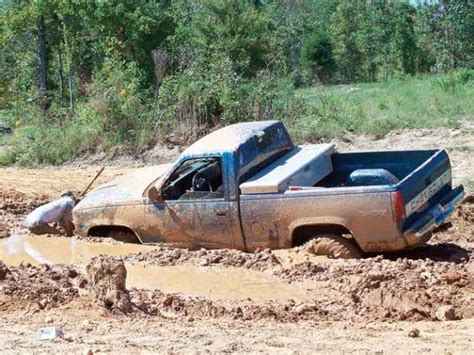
(330, 1, 364, 83)
(426, 0, 473, 71)
(301, 31, 335, 83)
(190, 0, 274, 78)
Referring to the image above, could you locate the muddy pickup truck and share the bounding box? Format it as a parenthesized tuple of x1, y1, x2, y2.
(73, 121, 464, 258)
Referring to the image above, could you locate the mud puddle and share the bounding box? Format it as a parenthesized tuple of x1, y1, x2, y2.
(0, 234, 310, 302)
(126, 264, 310, 301)
(0, 234, 152, 266)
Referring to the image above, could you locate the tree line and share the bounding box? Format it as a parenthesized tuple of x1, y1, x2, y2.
(0, 0, 472, 162)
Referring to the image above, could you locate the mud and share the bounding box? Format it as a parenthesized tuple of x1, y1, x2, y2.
(1, 126, 473, 353)
(1, 250, 472, 324)
(0, 189, 49, 216)
(0, 189, 49, 236)
(125, 246, 282, 270)
(0, 262, 87, 311)
(0, 181, 473, 324)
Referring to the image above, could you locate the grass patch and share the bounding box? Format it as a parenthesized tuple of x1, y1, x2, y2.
(465, 179, 474, 193)
(290, 74, 473, 142)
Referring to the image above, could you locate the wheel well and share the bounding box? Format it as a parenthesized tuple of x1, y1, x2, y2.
(292, 224, 353, 247)
(88, 225, 141, 244)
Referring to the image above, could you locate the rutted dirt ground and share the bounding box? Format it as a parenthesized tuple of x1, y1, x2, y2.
(0, 126, 473, 353)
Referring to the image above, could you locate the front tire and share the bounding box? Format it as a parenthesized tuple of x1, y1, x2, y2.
(304, 233, 362, 259)
(107, 230, 140, 244)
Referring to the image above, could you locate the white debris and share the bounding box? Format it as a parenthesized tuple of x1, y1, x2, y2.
(37, 326, 64, 340)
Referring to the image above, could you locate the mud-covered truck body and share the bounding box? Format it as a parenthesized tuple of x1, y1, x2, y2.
(73, 121, 464, 254)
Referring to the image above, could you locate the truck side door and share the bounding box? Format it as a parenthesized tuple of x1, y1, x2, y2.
(144, 157, 243, 249)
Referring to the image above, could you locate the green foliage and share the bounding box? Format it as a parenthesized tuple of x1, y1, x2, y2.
(157, 61, 301, 142)
(81, 60, 154, 144)
(301, 31, 335, 84)
(0, 0, 473, 166)
(0, 122, 101, 166)
(189, 0, 274, 78)
(433, 68, 474, 93)
(330, 2, 364, 83)
(329, 1, 419, 83)
(421, 0, 473, 72)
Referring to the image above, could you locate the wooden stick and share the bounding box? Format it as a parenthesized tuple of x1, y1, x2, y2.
(79, 167, 105, 198)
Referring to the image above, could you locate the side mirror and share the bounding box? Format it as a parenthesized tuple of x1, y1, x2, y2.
(147, 186, 163, 202)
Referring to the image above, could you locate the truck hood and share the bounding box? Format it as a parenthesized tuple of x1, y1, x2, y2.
(75, 164, 172, 210)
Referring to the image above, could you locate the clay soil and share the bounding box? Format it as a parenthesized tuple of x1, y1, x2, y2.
(0, 126, 473, 354)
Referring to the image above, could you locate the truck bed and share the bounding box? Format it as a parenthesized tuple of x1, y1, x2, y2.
(316, 150, 439, 187)
(240, 148, 441, 194)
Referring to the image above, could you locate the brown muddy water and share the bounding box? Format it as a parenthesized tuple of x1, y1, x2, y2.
(0, 234, 310, 302)
(126, 264, 310, 301)
(0, 234, 149, 266)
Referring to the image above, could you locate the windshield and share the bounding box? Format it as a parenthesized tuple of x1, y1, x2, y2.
(162, 157, 223, 200)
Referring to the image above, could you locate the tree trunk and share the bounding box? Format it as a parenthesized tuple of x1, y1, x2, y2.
(58, 41, 65, 107)
(37, 15, 49, 112)
(62, 21, 74, 114)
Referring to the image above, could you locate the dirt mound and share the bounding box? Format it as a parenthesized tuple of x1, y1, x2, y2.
(128, 288, 327, 322)
(0, 262, 87, 310)
(86, 256, 132, 313)
(126, 247, 281, 270)
(430, 195, 474, 246)
(456, 194, 474, 227)
(0, 189, 49, 216)
(277, 255, 473, 321)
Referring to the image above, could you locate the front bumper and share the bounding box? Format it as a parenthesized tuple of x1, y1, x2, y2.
(403, 185, 464, 248)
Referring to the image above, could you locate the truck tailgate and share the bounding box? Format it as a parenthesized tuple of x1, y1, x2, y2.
(397, 149, 453, 229)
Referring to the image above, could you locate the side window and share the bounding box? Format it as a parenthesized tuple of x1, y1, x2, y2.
(161, 157, 224, 201)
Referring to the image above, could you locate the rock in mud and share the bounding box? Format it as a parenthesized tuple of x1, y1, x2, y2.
(408, 329, 420, 338)
(439, 272, 464, 285)
(435, 305, 456, 321)
(0, 261, 10, 280)
(0, 224, 9, 239)
(86, 257, 132, 313)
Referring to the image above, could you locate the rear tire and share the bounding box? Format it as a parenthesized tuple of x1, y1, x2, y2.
(304, 233, 362, 259)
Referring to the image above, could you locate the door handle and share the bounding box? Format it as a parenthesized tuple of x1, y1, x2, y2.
(214, 208, 227, 216)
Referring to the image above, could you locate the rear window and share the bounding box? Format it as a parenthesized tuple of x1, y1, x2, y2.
(238, 123, 293, 182)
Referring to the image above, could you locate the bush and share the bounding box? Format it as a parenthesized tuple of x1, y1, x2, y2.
(1, 59, 158, 166)
(433, 68, 474, 93)
(0, 122, 101, 166)
(452, 68, 474, 84)
(156, 59, 303, 143)
(83, 60, 155, 145)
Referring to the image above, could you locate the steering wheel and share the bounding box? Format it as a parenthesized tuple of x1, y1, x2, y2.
(192, 172, 213, 192)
